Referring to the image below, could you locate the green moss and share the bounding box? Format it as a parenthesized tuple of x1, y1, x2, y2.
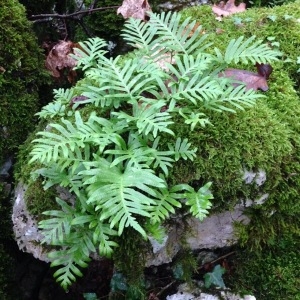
(181, 1, 300, 85)
(228, 234, 300, 300)
(0, 0, 49, 164)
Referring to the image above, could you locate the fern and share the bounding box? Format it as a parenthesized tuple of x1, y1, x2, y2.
(28, 10, 281, 289)
(216, 35, 282, 64)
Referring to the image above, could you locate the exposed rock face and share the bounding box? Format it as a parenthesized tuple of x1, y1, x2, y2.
(13, 179, 254, 266)
(12, 183, 50, 262)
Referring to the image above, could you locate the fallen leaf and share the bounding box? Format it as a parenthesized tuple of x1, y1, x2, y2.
(117, 0, 151, 21)
(45, 40, 80, 82)
(219, 63, 273, 91)
(256, 62, 273, 79)
(212, 0, 246, 18)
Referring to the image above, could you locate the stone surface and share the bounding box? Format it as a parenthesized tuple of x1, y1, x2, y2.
(12, 183, 50, 262)
(13, 168, 266, 266)
(166, 284, 256, 300)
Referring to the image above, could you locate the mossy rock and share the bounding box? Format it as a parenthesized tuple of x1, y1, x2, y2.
(0, 0, 49, 297)
(0, 0, 49, 164)
(16, 1, 300, 298)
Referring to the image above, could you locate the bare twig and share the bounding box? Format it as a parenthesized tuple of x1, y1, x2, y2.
(156, 280, 176, 297)
(197, 251, 236, 270)
(30, 6, 119, 22)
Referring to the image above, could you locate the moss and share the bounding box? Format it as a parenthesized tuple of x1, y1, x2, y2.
(228, 234, 300, 300)
(15, 1, 300, 296)
(181, 1, 300, 85)
(0, 0, 49, 164)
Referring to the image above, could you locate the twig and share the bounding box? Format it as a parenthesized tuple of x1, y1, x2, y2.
(156, 280, 176, 297)
(198, 251, 236, 270)
(30, 6, 119, 21)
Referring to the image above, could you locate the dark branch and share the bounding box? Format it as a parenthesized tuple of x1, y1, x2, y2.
(30, 6, 119, 21)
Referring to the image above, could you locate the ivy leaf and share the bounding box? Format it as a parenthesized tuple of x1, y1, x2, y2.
(83, 293, 98, 300)
(110, 272, 128, 292)
(204, 264, 226, 288)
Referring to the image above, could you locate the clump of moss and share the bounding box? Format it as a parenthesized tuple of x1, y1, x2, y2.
(178, 2, 300, 298)
(228, 234, 300, 300)
(0, 0, 49, 164)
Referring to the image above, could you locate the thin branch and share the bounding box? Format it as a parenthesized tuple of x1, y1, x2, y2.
(197, 251, 236, 270)
(30, 6, 119, 21)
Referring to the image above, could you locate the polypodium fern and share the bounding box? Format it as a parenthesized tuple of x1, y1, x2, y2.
(28, 10, 281, 290)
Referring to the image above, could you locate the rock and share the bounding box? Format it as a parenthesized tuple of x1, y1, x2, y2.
(166, 283, 256, 300)
(13, 182, 250, 265)
(12, 183, 50, 262)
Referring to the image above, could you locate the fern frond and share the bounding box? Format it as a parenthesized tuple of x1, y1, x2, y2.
(85, 56, 158, 107)
(49, 234, 91, 290)
(134, 100, 174, 137)
(217, 36, 281, 65)
(72, 37, 108, 70)
(151, 137, 175, 176)
(168, 137, 197, 161)
(185, 182, 213, 221)
(36, 88, 75, 119)
(39, 197, 74, 244)
(150, 185, 184, 223)
(167, 54, 213, 82)
(169, 74, 223, 105)
(149, 12, 206, 55)
(89, 220, 119, 257)
(104, 133, 155, 168)
(179, 109, 212, 130)
(121, 18, 154, 54)
(80, 157, 166, 236)
(203, 83, 263, 112)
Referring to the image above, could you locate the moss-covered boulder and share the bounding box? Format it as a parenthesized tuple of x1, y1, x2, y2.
(14, 1, 300, 299)
(0, 0, 49, 163)
(0, 0, 49, 298)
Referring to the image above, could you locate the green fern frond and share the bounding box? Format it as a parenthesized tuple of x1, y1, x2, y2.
(168, 137, 197, 161)
(134, 100, 174, 137)
(80, 157, 166, 236)
(203, 83, 263, 112)
(85, 56, 158, 107)
(185, 182, 213, 221)
(89, 221, 119, 257)
(39, 197, 74, 244)
(73, 37, 108, 70)
(104, 133, 155, 168)
(179, 109, 212, 130)
(49, 237, 91, 290)
(121, 18, 154, 54)
(217, 36, 282, 65)
(150, 185, 184, 223)
(149, 12, 206, 55)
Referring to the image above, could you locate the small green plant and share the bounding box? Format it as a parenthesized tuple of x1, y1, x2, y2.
(204, 264, 226, 288)
(28, 11, 280, 290)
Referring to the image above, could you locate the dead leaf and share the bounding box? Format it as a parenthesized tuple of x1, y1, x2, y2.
(117, 0, 151, 21)
(45, 40, 80, 82)
(256, 62, 273, 80)
(219, 63, 273, 91)
(212, 0, 246, 18)
(0, 66, 5, 73)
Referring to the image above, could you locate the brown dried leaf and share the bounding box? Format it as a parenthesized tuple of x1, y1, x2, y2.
(220, 63, 273, 91)
(117, 0, 151, 21)
(0, 66, 5, 73)
(212, 0, 246, 18)
(45, 40, 78, 78)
